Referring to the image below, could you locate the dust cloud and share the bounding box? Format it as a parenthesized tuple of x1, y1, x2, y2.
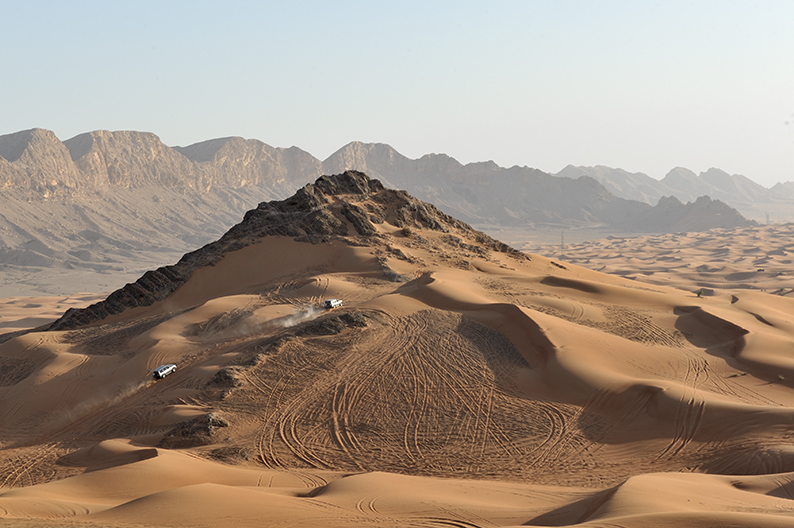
(273, 304, 323, 329)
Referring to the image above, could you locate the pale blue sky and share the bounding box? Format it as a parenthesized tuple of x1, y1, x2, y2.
(2, 1, 793, 186)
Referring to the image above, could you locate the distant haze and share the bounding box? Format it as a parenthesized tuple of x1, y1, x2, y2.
(1, 1, 792, 187)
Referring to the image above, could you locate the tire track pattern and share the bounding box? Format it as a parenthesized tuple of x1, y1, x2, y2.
(241, 310, 591, 480)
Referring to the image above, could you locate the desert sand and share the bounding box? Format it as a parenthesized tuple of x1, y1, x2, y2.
(3, 177, 794, 527)
(0, 293, 105, 335)
(535, 223, 794, 297)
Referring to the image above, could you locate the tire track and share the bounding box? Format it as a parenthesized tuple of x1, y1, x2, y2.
(355, 495, 384, 519)
(411, 518, 485, 528)
(53, 355, 90, 415)
(657, 350, 707, 459)
(234, 309, 596, 479)
(254, 343, 329, 469)
(417, 325, 532, 464)
(525, 402, 568, 470)
(408, 313, 540, 469)
(330, 381, 365, 470)
(277, 381, 336, 469)
(656, 396, 706, 459)
(701, 362, 785, 406)
(401, 326, 430, 464)
(0, 443, 58, 489)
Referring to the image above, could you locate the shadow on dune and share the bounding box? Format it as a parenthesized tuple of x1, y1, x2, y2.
(674, 305, 794, 386)
(673, 305, 748, 350)
(699, 446, 794, 476)
(540, 275, 602, 294)
(526, 485, 619, 526)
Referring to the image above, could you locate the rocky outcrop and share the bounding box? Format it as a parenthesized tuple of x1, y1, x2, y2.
(0, 128, 82, 191)
(64, 130, 196, 188)
(158, 413, 229, 448)
(48, 171, 525, 330)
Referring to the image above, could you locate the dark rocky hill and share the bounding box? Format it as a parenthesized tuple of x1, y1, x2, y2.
(48, 171, 524, 330)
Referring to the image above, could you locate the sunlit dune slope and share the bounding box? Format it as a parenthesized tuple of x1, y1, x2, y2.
(3, 171, 794, 528)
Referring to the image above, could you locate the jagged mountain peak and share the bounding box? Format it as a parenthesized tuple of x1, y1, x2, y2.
(322, 141, 408, 178)
(662, 166, 700, 183)
(700, 167, 769, 201)
(656, 194, 684, 207)
(207, 169, 526, 252)
(173, 136, 296, 164)
(331, 140, 402, 156)
(174, 136, 240, 163)
(63, 130, 167, 162)
(0, 128, 63, 163)
(0, 128, 80, 190)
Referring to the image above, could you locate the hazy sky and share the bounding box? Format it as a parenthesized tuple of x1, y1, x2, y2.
(2, 1, 793, 186)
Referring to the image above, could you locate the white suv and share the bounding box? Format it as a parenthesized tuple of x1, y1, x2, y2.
(153, 364, 177, 379)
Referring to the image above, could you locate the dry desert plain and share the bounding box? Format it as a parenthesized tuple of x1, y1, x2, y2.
(2, 175, 794, 528)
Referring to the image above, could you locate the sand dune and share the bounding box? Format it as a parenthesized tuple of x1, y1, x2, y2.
(2, 174, 794, 527)
(0, 293, 103, 335)
(536, 223, 794, 297)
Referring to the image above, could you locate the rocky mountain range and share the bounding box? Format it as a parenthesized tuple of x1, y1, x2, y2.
(557, 164, 793, 222)
(322, 141, 753, 231)
(0, 127, 764, 295)
(0, 129, 323, 295)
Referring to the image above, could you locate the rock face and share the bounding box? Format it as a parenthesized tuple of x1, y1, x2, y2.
(0, 128, 83, 190)
(174, 136, 321, 195)
(48, 171, 524, 330)
(64, 130, 197, 189)
(0, 128, 322, 193)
